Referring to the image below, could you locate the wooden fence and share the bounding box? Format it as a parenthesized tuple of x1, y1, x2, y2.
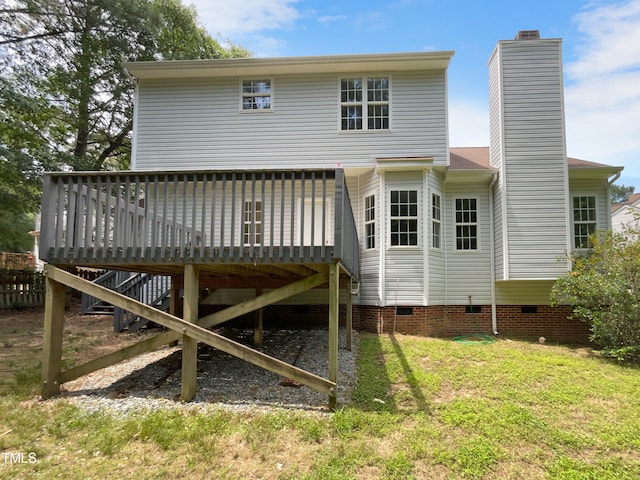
(0, 252, 35, 270)
(0, 267, 105, 309)
(0, 269, 45, 309)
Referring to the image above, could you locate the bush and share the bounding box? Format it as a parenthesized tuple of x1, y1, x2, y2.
(551, 225, 640, 362)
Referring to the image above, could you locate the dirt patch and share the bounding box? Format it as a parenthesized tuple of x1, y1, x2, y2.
(0, 300, 158, 387)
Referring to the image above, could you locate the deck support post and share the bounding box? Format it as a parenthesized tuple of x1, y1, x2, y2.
(168, 277, 180, 347)
(328, 263, 340, 410)
(181, 264, 199, 402)
(254, 287, 264, 346)
(346, 278, 353, 352)
(42, 270, 66, 399)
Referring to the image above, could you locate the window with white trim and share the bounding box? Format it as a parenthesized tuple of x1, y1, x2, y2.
(364, 195, 375, 249)
(432, 193, 441, 249)
(573, 196, 596, 249)
(390, 190, 418, 246)
(340, 77, 389, 131)
(243, 201, 262, 244)
(241, 79, 272, 111)
(455, 198, 478, 250)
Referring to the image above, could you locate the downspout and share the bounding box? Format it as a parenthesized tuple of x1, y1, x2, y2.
(489, 172, 499, 335)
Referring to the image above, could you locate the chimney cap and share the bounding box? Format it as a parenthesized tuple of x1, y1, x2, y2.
(515, 30, 540, 40)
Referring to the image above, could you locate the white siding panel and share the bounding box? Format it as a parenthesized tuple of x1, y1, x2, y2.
(134, 71, 448, 171)
(427, 171, 445, 304)
(495, 280, 555, 305)
(444, 184, 492, 304)
(355, 170, 382, 306)
(492, 39, 570, 280)
(384, 172, 425, 305)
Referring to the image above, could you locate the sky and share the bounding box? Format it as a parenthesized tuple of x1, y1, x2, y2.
(187, 0, 640, 190)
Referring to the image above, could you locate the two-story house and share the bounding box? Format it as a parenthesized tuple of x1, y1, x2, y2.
(39, 31, 622, 403)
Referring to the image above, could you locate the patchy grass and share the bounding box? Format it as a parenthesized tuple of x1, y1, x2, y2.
(1, 327, 639, 479)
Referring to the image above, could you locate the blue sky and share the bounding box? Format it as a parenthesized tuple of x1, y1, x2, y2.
(188, 0, 640, 190)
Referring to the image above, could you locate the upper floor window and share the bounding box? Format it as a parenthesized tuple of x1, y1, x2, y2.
(241, 79, 272, 111)
(364, 195, 375, 249)
(573, 196, 596, 249)
(340, 77, 389, 131)
(390, 190, 418, 246)
(432, 193, 442, 249)
(455, 198, 478, 250)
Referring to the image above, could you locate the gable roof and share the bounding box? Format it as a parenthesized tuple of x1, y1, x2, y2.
(449, 147, 622, 175)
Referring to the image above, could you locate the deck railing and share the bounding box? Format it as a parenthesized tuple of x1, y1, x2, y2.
(40, 169, 359, 278)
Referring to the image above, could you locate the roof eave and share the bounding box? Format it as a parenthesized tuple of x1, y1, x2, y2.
(124, 51, 455, 80)
(568, 165, 624, 180)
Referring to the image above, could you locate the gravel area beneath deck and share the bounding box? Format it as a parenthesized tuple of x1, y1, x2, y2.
(57, 327, 358, 416)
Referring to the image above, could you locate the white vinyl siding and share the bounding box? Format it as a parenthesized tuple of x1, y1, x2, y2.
(495, 280, 556, 305)
(488, 38, 570, 280)
(384, 172, 424, 305)
(356, 171, 382, 306)
(132, 71, 448, 171)
(444, 184, 492, 304)
(427, 171, 445, 304)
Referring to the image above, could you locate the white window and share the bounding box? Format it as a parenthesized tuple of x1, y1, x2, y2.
(573, 196, 596, 249)
(241, 79, 272, 111)
(455, 198, 478, 250)
(243, 201, 262, 244)
(432, 193, 441, 249)
(340, 77, 389, 131)
(390, 190, 418, 246)
(364, 195, 375, 249)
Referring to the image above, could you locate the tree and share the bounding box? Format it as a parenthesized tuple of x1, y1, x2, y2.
(551, 224, 640, 362)
(0, 0, 249, 251)
(610, 183, 635, 204)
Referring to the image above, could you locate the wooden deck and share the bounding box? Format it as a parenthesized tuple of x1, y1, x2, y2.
(40, 169, 359, 280)
(39, 168, 359, 409)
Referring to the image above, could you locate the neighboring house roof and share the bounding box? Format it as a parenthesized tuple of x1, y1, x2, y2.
(612, 193, 640, 214)
(449, 147, 622, 178)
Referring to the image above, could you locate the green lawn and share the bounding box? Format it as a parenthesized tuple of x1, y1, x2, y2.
(1, 334, 639, 479)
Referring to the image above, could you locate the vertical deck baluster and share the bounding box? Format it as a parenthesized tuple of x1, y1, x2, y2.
(94, 175, 103, 259)
(260, 172, 265, 258)
(240, 173, 247, 260)
(299, 172, 305, 260)
(310, 172, 316, 262)
(250, 173, 256, 259)
(161, 174, 169, 260)
(290, 173, 295, 257)
(64, 177, 77, 262)
(123, 176, 132, 259)
(321, 172, 327, 260)
(200, 173, 208, 256)
(171, 175, 178, 258)
(150, 175, 158, 256)
(190, 173, 198, 259)
(104, 176, 112, 259)
(279, 172, 285, 259)
(230, 173, 237, 256)
(181, 173, 188, 260)
(74, 176, 86, 257)
(55, 178, 66, 261)
(132, 176, 140, 259)
(269, 173, 275, 260)
(142, 175, 150, 258)
(210, 173, 217, 257)
(84, 176, 94, 260)
(220, 174, 226, 259)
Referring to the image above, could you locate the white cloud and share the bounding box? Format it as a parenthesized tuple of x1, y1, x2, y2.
(318, 14, 348, 23)
(187, 0, 301, 37)
(564, 0, 640, 185)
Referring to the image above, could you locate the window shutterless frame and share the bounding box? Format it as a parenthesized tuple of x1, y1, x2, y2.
(240, 78, 274, 112)
(338, 76, 391, 131)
